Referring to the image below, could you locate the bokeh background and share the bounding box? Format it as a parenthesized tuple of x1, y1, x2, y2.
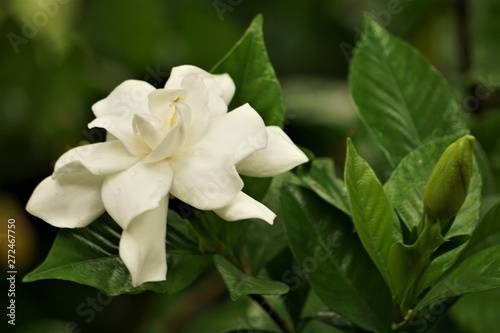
(1, 0, 499, 332)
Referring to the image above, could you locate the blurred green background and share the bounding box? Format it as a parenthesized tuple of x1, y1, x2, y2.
(1, 0, 499, 332)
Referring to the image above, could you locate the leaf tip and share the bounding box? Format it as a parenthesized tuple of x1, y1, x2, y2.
(251, 13, 264, 27)
(346, 137, 356, 155)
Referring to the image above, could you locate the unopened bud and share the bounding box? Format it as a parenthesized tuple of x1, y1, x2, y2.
(423, 135, 475, 220)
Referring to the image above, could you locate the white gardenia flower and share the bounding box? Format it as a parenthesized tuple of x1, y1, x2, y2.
(26, 65, 308, 286)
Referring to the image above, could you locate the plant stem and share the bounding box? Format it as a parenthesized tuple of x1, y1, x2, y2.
(250, 294, 295, 333)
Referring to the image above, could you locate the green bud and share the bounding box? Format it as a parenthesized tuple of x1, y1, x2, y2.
(423, 135, 475, 220)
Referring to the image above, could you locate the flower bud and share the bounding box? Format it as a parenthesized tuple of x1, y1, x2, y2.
(423, 135, 475, 220)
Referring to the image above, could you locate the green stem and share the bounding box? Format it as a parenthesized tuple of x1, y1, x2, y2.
(400, 223, 445, 313)
(250, 294, 296, 333)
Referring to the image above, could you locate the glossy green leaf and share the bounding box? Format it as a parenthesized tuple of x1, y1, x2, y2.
(384, 134, 467, 234)
(211, 14, 284, 202)
(463, 195, 500, 256)
(213, 255, 289, 301)
(24, 212, 210, 295)
(384, 134, 481, 238)
(242, 172, 301, 274)
(383, 135, 483, 291)
(166, 206, 202, 254)
(345, 139, 400, 292)
(349, 14, 467, 167)
(188, 173, 298, 275)
(266, 248, 310, 327)
(282, 185, 392, 332)
(211, 14, 283, 127)
(297, 157, 350, 215)
(447, 162, 482, 238)
(388, 223, 445, 311)
(415, 244, 500, 312)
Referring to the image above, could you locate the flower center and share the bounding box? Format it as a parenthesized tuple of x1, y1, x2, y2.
(163, 97, 181, 132)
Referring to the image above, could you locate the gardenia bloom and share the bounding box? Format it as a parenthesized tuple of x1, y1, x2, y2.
(26, 65, 308, 286)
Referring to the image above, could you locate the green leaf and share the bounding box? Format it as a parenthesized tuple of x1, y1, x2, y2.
(241, 175, 273, 201)
(414, 244, 500, 312)
(242, 172, 301, 274)
(299, 310, 358, 332)
(349, 13, 467, 167)
(266, 248, 310, 327)
(384, 134, 466, 234)
(383, 135, 483, 291)
(463, 195, 500, 256)
(388, 223, 446, 311)
(166, 207, 202, 254)
(384, 134, 482, 238)
(448, 163, 482, 238)
(188, 173, 298, 275)
(344, 139, 400, 292)
(213, 255, 289, 301)
(24, 213, 209, 295)
(211, 14, 283, 127)
(297, 158, 350, 215)
(282, 185, 392, 332)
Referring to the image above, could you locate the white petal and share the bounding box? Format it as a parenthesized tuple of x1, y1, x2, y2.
(236, 126, 308, 177)
(54, 141, 140, 176)
(146, 103, 188, 163)
(26, 170, 104, 228)
(120, 196, 168, 286)
(214, 191, 276, 225)
(166, 65, 233, 117)
(213, 73, 235, 105)
(210, 98, 229, 117)
(165, 65, 209, 88)
(148, 88, 184, 127)
(102, 159, 172, 230)
(167, 65, 235, 103)
(180, 73, 210, 144)
(202, 77, 229, 117)
(169, 104, 267, 210)
(89, 115, 150, 156)
(149, 75, 210, 146)
(132, 114, 164, 149)
(92, 80, 155, 118)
